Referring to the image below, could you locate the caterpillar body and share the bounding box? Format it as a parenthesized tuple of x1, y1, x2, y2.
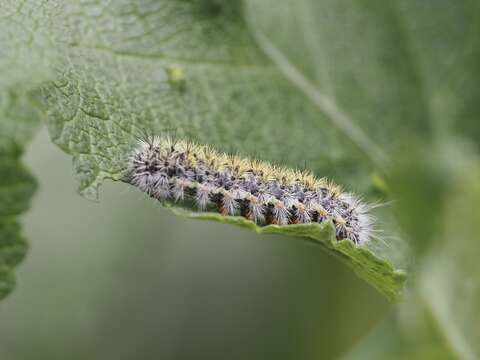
(127, 136, 374, 244)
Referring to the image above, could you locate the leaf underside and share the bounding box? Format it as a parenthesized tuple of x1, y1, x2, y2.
(3, 0, 406, 300)
(166, 203, 406, 301)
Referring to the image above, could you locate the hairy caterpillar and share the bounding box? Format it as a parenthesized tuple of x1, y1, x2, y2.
(126, 136, 374, 244)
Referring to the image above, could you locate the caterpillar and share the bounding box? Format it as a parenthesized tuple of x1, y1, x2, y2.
(126, 136, 374, 244)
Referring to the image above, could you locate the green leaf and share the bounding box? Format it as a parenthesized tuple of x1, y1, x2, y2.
(242, 0, 480, 304)
(345, 146, 480, 359)
(35, 0, 373, 198)
(5, 1, 406, 298)
(414, 164, 480, 359)
(245, 0, 480, 150)
(244, 0, 433, 164)
(342, 305, 458, 360)
(0, 110, 39, 300)
(0, 1, 51, 299)
(168, 204, 405, 301)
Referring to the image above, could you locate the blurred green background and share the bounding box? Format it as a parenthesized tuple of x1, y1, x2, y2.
(0, 130, 389, 359)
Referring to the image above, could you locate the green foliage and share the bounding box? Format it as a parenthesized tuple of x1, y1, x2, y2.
(345, 145, 480, 359)
(2, 0, 480, 358)
(169, 205, 405, 301)
(0, 101, 40, 299)
(2, 0, 404, 298)
(0, 108, 39, 299)
(37, 0, 369, 199)
(0, 1, 53, 299)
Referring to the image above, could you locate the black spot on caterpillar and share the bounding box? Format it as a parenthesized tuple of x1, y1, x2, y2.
(126, 136, 374, 244)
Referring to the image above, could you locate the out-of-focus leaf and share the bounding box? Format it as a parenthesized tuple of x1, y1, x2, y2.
(0, 109, 39, 300)
(387, 142, 460, 255)
(245, 0, 430, 165)
(245, 0, 480, 151)
(346, 146, 480, 359)
(342, 303, 457, 360)
(0, 1, 52, 299)
(415, 166, 480, 359)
